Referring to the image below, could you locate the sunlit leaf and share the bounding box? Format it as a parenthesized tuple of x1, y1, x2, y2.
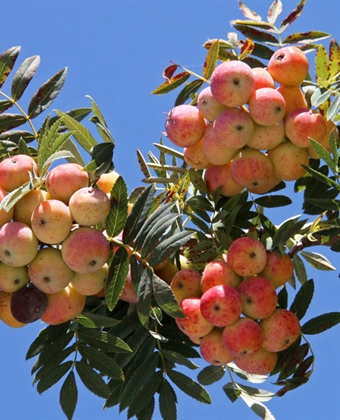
(151, 72, 191, 95)
(28, 67, 67, 118)
(203, 39, 220, 80)
(293, 254, 308, 285)
(239, 391, 275, 419)
(280, 0, 306, 32)
(267, 0, 282, 25)
(153, 274, 183, 318)
(308, 138, 336, 171)
(283, 31, 330, 45)
(11, 55, 40, 101)
(327, 95, 340, 121)
(0, 46, 20, 88)
(238, 1, 262, 21)
(106, 175, 128, 238)
(315, 45, 330, 85)
(232, 25, 279, 44)
(328, 38, 340, 80)
(239, 38, 255, 60)
(302, 312, 340, 335)
(300, 250, 336, 270)
(175, 79, 204, 107)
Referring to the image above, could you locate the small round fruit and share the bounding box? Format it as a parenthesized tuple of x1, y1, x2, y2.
(0, 154, 38, 192)
(0, 290, 26, 328)
(0, 263, 29, 293)
(11, 285, 48, 323)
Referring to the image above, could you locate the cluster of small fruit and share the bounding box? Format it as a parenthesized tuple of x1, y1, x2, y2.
(165, 46, 338, 196)
(0, 154, 120, 328)
(169, 236, 299, 375)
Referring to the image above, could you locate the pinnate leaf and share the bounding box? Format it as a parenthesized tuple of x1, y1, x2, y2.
(152, 71, 190, 95)
(106, 175, 128, 238)
(75, 361, 110, 398)
(105, 246, 129, 311)
(0, 113, 26, 133)
(167, 370, 211, 404)
(255, 195, 292, 208)
(267, 0, 282, 24)
(328, 38, 340, 79)
(159, 379, 177, 420)
(301, 312, 340, 335)
(60, 371, 78, 420)
(0, 46, 20, 88)
(300, 251, 336, 271)
(152, 274, 183, 318)
(280, 0, 306, 31)
(290, 279, 314, 320)
(203, 39, 219, 80)
(197, 365, 225, 386)
(11, 55, 40, 101)
(37, 361, 73, 394)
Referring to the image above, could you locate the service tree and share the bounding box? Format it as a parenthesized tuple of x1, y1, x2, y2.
(0, 1, 340, 419)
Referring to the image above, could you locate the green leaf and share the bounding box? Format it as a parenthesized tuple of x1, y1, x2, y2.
(161, 349, 200, 370)
(0, 113, 26, 133)
(223, 382, 241, 403)
(283, 31, 330, 45)
(106, 176, 128, 238)
(148, 230, 192, 268)
(255, 195, 292, 208)
(277, 286, 288, 309)
(197, 365, 225, 386)
(137, 266, 153, 327)
(231, 25, 278, 44)
(167, 369, 211, 404)
(175, 79, 204, 107)
(0, 46, 20, 88)
(272, 216, 307, 250)
(302, 312, 340, 335)
(36, 361, 73, 394)
(26, 323, 71, 360)
(151, 71, 191, 95)
(77, 313, 119, 328)
(77, 328, 132, 353)
(55, 110, 97, 153)
(203, 39, 220, 80)
(280, 0, 306, 32)
(315, 45, 330, 84)
(300, 251, 336, 271)
(267, 0, 282, 25)
(293, 254, 307, 285)
(327, 95, 340, 121)
(11, 55, 40, 101)
(159, 379, 177, 420)
(290, 279, 314, 320)
(119, 351, 159, 412)
(59, 371, 78, 420)
(28, 67, 67, 118)
(0, 99, 13, 113)
(328, 38, 340, 80)
(78, 344, 123, 380)
(105, 246, 130, 311)
(308, 138, 336, 171)
(0, 179, 41, 213)
(152, 274, 183, 318)
(123, 185, 155, 244)
(75, 361, 110, 398)
(276, 343, 309, 381)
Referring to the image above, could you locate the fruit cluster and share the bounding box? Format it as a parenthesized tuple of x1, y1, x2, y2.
(0, 155, 121, 327)
(165, 46, 338, 196)
(170, 236, 299, 375)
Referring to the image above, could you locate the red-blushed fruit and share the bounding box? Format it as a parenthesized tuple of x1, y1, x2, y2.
(230, 148, 278, 195)
(119, 268, 137, 303)
(251, 67, 275, 90)
(200, 259, 242, 293)
(200, 327, 234, 366)
(96, 170, 120, 194)
(267, 141, 309, 181)
(0, 290, 26, 328)
(234, 347, 278, 375)
(267, 46, 309, 87)
(175, 297, 214, 339)
(183, 140, 210, 170)
(308, 119, 339, 159)
(202, 125, 241, 166)
(260, 308, 301, 352)
(0, 154, 38, 192)
(210, 60, 255, 107)
(0, 186, 14, 227)
(11, 284, 48, 324)
(69, 186, 111, 226)
(197, 86, 228, 122)
(165, 104, 207, 147)
(248, 87, 286, 126)
(61, 227, 110, 274)
(41, 284, 86, 325)
(170, 268, 202, 302)
(31, 199, 73, 245)
(0, 222, 39, 267)
(285, 108, 327, 148)
(237, 276, 278, 320)
(28, 247, 74, 294)
(227, 236, 267, 277)
(246, 120, 285, 151)
(200, 284, 243, 327)
(45, 163, 90, 204)
(276, 85, 308, 119)
(204, 162, 244, 197)
(0, 263, 29, 293)
(222, 317, 263, 357)
(13, 189, 49, 227)
(260, 251, 294, 288)
(213, 107, 255, 149)
(71, 263, 108, 296)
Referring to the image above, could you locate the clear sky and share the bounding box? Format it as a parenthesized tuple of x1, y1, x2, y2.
(0, 1, 340, 419)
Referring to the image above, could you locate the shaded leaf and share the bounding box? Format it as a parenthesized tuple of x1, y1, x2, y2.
(152, 274, 183, 318)
(28, 67, 67, 118)
(290, 279, 314, 320)
(0, 99, 13, 113)
(167, 370, 211, 404)
(136, 266, 153, 327)
(0, 130, 35, 143)
(159, 379, 177, 420)
(37, 361, 73, 394)
(11, 55, 40, 101)
(60, 370, 78, 420)
(280, 0, 306, 31)
(272, 216, 307, 250)
(197, 365, 225, 386)
(105, 246, 129, 311)
(232, 25, 278, 44)
(106, 176, 128, 238)
(77, 328, 131, 353)
(255, 195, 292, 208)
(283, 31, 330, 45)
(78, 344, 123, 380)
(77, 313, 119, 329)
(161, 349, 199, 370)
(0, 113, 26, 133)
(327, 95, 340, 121)
(0, 46, 20, 88)
(26, 323, 71, 359)
(223, 382, 241, 403)
(75, 361, 110, 398)
(175, 79, 204, 107)
(293, 254, 307, 285)
(302, 312, 340, 335)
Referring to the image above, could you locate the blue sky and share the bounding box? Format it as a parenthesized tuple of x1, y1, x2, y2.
(1, 1, 340, 419)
